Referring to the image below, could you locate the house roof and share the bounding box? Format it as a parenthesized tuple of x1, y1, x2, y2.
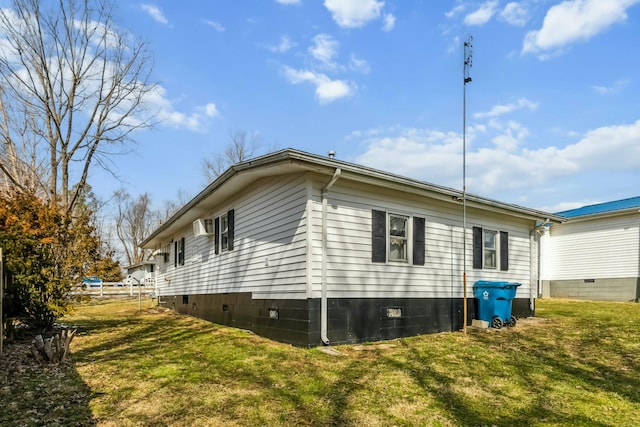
(141, 148, 565, 248)
(555, 196, 640, 219)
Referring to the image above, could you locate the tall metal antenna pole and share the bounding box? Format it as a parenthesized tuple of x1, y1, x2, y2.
(462, 36, 473, 334)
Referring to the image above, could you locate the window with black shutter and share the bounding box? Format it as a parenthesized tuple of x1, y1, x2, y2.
(174, 240, 178, 268)
(371, 210, 386, 263)
(372, 211, 425, 265)
(178, 237, 185, 266)
(472, 226, 482, 269)
(214, 217, 220, 255)
(413, 217, 425, 266)
(472, 226, 509, 271)
(500, 231, 509, 271)
(228, 209, 235, 251)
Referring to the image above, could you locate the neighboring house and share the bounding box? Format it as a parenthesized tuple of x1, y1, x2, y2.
(125, 261, 156, 287)
(540, 197, 640, 302)
(141, 149, 562, 346)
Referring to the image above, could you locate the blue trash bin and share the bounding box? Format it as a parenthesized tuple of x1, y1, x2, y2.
(473, 281, 521, 328)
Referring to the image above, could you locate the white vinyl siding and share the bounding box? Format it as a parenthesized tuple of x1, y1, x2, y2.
(310, 178, 534, 299)
(156, 171, 537, 302)
(155, 174, 309, 300)
(542, 214, 640, 280)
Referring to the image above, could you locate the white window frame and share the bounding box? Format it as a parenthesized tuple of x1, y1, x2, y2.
(177, 237, 185, 266)
(483, 229, 497, 269)
(220, 213, 229, 252)
(388, 213, 410, 263)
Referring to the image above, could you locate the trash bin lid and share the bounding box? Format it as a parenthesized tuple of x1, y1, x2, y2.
(473, 280, 521, 288)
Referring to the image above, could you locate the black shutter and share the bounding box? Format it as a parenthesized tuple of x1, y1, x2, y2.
(413, 216, 425, 266)
(228, 209, 235, 251)
(371, 210, 386, 263)
(500, 231, 509, 271)
(214, 217, 220, 255)
(179, 237, 185, 266)
(472, 226, 482, 269)
(174, 241, 178, 267)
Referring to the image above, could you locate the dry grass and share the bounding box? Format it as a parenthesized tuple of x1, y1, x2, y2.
(1, 298, 639, 426)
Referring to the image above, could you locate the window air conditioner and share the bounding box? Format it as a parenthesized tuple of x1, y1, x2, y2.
(193, 218, 214, 237)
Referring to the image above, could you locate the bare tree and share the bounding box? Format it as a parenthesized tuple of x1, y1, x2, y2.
(203, 130, 262, 181)
(114, 189, 159, 266)
(161, 188, 193, 222)
(0, 0, 156, 214)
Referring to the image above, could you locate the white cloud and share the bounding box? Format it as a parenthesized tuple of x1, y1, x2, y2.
(591, 78, 630, 94)
(522, 0, 640, 57)
(499, 2, 530, 26)
(269, 35, 296, 53)
(141, 4, 169, 25)
(349, 54, 370, 74)
(204, 20, 225, 32)
(324, 0, 384, 28)
(275, 0, 301, 4)
(474, 98, 538, 119)
(354, 119, 640, 199)
(447, 35, 461, 54)
(445, 4, 466, 19)
(490, 121, 530, 151)
(282, 66, 354, 103)
(356, 129, 466, 186)
(203, 103, 219, 117)
(464, 0, 499, 26)
(382, 13, 396, 32)
(309, 34, 339, 69)
(145, 86, 219, 131)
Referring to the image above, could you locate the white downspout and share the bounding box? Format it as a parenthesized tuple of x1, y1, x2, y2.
(321, 168, 341, 345)
(530, 219, 549, 311)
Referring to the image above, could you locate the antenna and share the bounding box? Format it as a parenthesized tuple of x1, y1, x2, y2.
(462, 35, 473, 334)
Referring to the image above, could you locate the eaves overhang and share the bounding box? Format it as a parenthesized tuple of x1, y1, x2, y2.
(141, 148, 565, 248)
(555, 207, 640, 223)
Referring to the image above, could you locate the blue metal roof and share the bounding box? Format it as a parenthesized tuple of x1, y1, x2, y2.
(556, 196, 640, 218)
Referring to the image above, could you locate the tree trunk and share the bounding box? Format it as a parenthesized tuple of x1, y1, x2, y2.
(30, 328, 77, 363)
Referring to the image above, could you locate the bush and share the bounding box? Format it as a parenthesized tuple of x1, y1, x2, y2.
(0, 191, 72, 328)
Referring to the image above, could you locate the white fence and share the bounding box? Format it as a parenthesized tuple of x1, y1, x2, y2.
(71, 280, 156, 298)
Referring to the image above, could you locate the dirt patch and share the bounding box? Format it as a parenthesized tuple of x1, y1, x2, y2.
(352, 343, 398, 351)
(144, 307, 172, 315)
(515, 316, 552, 327)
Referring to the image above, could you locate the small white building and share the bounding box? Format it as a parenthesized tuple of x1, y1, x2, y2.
(141, 149, 562, 346)
(540, 197, 640, 302)
(125, 261, 156, 287)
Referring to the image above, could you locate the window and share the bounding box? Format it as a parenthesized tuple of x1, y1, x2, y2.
(163, 244, 171, 263)
(182, 295, 188, 305)
(472, 227, 509, 271)
(221, 213, 229, 251)
(371, 210, 425, 265)
(483, 229, 497, 269)
(177, 237, 185, 266)
(215, 209, 235, 254)
(389, 214, 408, 262)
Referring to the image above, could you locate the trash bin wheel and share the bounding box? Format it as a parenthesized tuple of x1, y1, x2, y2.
(507, 316, 517, 327)
(491, 316, 503, 329)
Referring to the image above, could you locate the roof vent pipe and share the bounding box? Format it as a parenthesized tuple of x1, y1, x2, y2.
(328, 150, 336, 159)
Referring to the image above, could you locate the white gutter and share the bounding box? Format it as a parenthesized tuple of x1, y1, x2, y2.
(321, 168, 341, 345)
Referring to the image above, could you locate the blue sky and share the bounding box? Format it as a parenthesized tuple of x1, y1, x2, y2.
(92, 0, 640, 213)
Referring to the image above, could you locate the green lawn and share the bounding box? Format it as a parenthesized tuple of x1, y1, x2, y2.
(1, 298, 639, 426)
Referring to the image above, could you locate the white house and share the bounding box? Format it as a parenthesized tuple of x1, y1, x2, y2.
(141, 149, 562, 346)
(125, 261, 156, 287)
(540, 197, 640, 302)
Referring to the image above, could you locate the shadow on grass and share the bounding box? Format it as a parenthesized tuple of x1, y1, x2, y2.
(68, 307, 379, 426)
(62, 300, 640, 426)
(379, 342, 613, 427)
(0, 338, 96, 426)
